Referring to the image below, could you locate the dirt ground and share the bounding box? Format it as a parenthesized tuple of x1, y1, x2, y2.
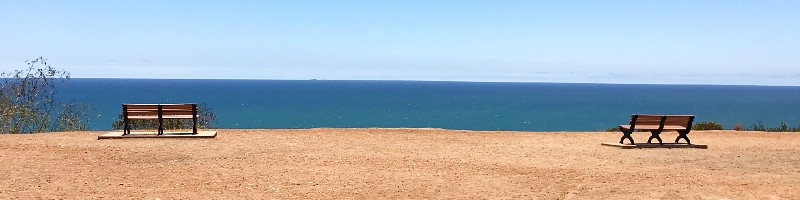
(0, 129, 798, 199)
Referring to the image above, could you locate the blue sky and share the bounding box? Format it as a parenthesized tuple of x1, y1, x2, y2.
(1, 0, 799, 85)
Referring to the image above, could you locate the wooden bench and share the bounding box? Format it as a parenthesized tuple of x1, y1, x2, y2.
(122, 103, 198, 135)
(618, 114, 695, 145)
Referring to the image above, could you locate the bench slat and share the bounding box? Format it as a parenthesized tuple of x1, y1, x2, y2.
(629, 120, 663, 125)
(124, 105, 160, 110)
(634, 115, 663, 120)
(630, 115, 664, 125)
(126, 116, 160, 119)
(128, 115, 198, 119)
(126, 111, 196, 116)
(665, 116, 693, 126)
(161, 115, 198, 119)
(126, 112, 160, 116)
(123, 104, 196, 110)
(126, 109, 194, 112)
(619, 125, 687, 131)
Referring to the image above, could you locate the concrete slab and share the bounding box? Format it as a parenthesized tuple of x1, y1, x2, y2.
(98, 131, 217, 139)
(601, 142, 708, 149)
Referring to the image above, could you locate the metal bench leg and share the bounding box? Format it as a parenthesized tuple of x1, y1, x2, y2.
(619, 129, 635, 144)
(158, 119, 164, 135)
(675, 130, 691, 145)
(647, 130, 663, 144)
(192, 104, 198, 135)
(157, 105, 164, 135)
(124, 119, 131, 135)
(124, 120, 129, 135)
(123, 104, 130, 135)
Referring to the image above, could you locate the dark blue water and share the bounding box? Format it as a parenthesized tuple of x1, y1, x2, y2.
(56, 79, 800, 131)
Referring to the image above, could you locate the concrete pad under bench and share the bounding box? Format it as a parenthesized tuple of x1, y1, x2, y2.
(601, 142, 708, 149)
(98, 131, 217, 139)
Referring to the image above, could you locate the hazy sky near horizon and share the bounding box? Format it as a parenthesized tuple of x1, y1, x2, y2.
(1, 0, 799, 85)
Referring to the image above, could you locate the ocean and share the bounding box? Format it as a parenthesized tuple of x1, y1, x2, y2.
(57, 79, 800, 131)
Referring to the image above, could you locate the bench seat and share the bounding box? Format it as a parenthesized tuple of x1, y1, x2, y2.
(619, 125, 687, 131)
(127, 115, 199, 120)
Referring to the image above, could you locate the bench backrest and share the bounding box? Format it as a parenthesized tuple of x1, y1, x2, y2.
(630, 114, 695, 128)
(123, 104, 197, 117)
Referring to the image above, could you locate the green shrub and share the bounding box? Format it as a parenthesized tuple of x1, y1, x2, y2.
(692, 121, 723, 130)
(54, 102, 91, 132)
(765, 122, 800, 132)
(769, 122, 791, 132)
(748, 121, 800, 132)
(0, 57, 90, 133)
(750, 121, 767, 131)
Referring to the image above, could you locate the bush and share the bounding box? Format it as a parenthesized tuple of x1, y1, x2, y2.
(769, 122, 791, 132)
(604, 127, 620, 132)
(54, 102, 91, 132)
(692, 121, 723, 130)
(111, 102, 216, 130)
(0, 57, 90, 133)
(732, 123, 744, 131)
(750, 121, 767, 131)
(766, 122, 800, 132)
(748, 121, 800, 132)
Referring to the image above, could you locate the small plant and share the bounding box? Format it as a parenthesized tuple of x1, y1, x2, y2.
(732, 123, 744, 131)
(196, 102, 217, 129)
(767, 122, 793, 132)
(750, 121, 767, 131)
(692, 121, 723, 130)
(747, 121, 800, 132)
(54, 102, 92, 132)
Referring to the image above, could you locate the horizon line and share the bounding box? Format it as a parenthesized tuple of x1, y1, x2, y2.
(63, 77, 800, 87)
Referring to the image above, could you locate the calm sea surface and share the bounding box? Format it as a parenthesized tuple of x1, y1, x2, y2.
(57, 79, 800, 131)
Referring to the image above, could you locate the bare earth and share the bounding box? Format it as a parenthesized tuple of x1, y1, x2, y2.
(1, 129, 798, 199)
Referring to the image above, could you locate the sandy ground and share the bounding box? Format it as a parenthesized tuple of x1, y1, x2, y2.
(0, 129, 798, 199)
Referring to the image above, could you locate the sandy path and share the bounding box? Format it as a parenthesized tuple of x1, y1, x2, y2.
(0, 129, 798, 199)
